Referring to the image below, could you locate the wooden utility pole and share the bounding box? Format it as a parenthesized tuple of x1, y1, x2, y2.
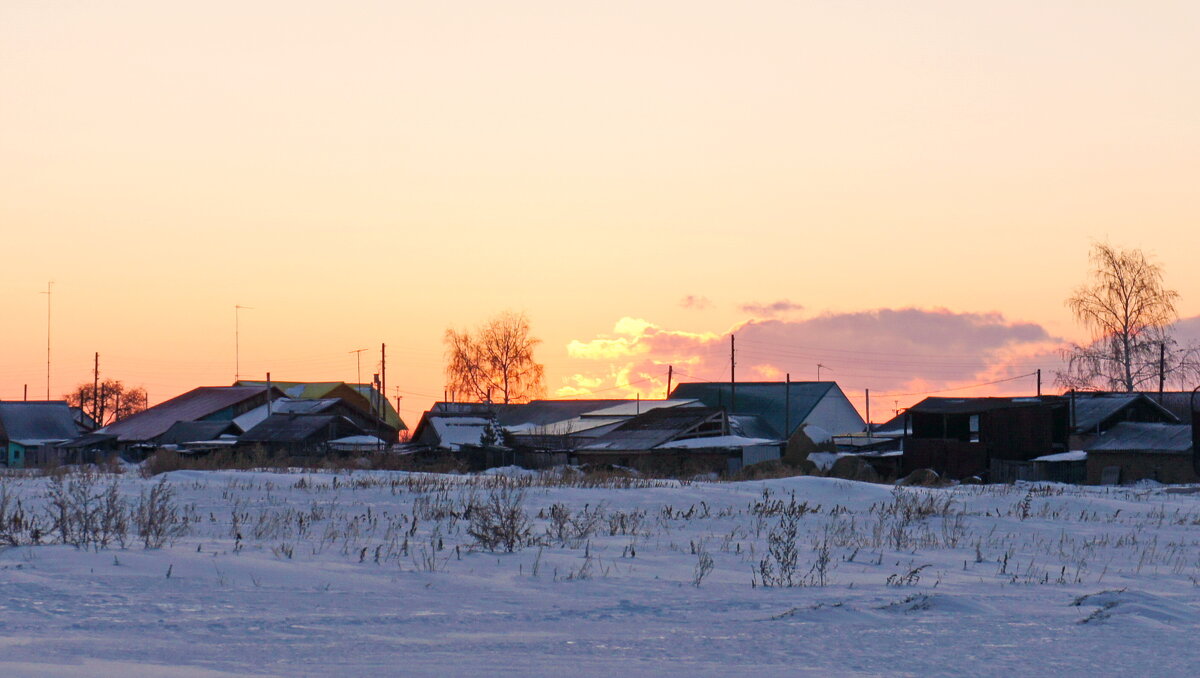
(785, 373, 791, 437)
(730, 334, 736, 413)
(666, 365, 673, 399)
(373, 374, 382, 450)
(381, 343, 387, 420)
(93, 352, 100, 424)
(1037, 369, 1042, 397)
(866, 388, 872, 441)
(1159, 342, 1166, 396)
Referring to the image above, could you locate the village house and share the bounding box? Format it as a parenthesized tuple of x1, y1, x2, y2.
(1066, 392, 1180, 448)
(0, 401, 81, 468)
(669, 381, 865, 440)
(902, 396, 1070, 480)
(1084, 422, 1195, 484)
(235, 380, 406, 434)
(572, 406, 781, 474)
(93, 385, 281, 456)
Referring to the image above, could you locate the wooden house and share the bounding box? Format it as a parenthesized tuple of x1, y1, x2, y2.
(903, 396, 1069, 480)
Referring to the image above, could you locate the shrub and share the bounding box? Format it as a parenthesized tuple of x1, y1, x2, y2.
(467, 487, 532, 552)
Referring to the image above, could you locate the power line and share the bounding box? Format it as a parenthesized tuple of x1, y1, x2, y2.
(844, 372, 1040, 399)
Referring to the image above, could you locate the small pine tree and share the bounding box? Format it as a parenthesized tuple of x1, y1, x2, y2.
(479, 415, 504, 448)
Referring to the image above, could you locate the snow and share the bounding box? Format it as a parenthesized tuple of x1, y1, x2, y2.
(807, 451, 847, 470)
(1032, 450, 1089, 462)
(3, 469, 1200, 676)
(800, 424, 832, 444)
(656, 435, 776, 449)
(429, 416, 491, 450)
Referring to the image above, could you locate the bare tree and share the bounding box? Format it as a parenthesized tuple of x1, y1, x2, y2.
(65, 379, 148, 427)
(1058, 243, 1199, 392)
(445, 311, 545, 404)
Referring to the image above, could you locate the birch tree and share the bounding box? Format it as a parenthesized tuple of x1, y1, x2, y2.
(1058, 243, 1199, 391)
(445, 311, 545, 404)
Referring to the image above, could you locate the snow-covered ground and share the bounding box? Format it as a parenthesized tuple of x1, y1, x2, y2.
(3, 469, 1200, 677)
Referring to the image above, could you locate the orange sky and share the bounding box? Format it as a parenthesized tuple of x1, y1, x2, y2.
(3, 1, 1198, 425)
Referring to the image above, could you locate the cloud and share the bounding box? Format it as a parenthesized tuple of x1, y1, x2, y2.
(739, 299, 804, 317)
(559, 308, 1069, 412)
(679, 295, 712, 310)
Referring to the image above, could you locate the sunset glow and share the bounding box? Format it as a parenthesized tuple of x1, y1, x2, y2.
(3, 1, 1199, 424)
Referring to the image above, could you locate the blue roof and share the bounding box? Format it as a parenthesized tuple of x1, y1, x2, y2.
(0, 401, 78, 444)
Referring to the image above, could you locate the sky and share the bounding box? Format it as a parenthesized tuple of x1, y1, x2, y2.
(2, 1, 1199, 426)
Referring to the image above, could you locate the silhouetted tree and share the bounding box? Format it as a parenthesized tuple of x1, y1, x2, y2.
(1058, 243, 1199, 391)
(445, 311, 545, 404)
(65, 379, 148, 427)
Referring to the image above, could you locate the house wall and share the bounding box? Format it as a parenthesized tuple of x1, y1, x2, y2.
(805, 390, 866, 437)
(1086, 451, 1198, 485)
(982, 406, 1067, 461)
(904, 439, 989, 479)
(3, 441, 24, 469)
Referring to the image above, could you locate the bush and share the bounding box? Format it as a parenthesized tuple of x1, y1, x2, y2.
(467, 487, 532, 552)
(135, 478, 188, 549)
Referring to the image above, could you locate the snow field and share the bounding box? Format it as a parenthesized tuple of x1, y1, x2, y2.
(3, 469, 1200, 676)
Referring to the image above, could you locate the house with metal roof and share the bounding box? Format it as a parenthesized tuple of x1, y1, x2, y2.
(903, 396, 1070, 480)
(0, 401, 80, 468)
(410, 399, 703, 452)
(238, 413, 366, 455)
(1084, 422, 1195, 484)
(233, 397, 400, 443)
(1067, 392, 1179, 447)
(96, 386, 279, 450)
(235, 380, 406, 433)
(573, 406, 781, 474)
(668, 381, 864, 439)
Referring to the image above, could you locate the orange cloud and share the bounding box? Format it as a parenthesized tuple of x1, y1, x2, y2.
(558, 308, 1072, 414)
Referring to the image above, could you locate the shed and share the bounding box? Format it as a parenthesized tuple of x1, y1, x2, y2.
(1084, 423, 1195, 485)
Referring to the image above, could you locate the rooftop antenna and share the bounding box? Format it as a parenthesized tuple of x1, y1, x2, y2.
(39, 281, 53, 399)
(817, 363, 828, 381)
(234, 305, 252, 381)
(350, 348, 367, 386)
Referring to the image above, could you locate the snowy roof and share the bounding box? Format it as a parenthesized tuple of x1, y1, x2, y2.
(1087, 423, 1193, 453)
(99, 386, 272, 442)
(429, 416, 491, 451)
(0, 401, 78, 444)
(235, 380, 407, 431)
(1069, 393, 1179, 432)
(656, 435, 777, 450)
(583, 407, 725, 451)
(233, 398, 341, 433)
(328, 435, 388, 451)
(580, 399, 700, 418)
(156, 420, 240, 446)
(239, 414, 363, 444)
(1032, 450, 1088, 463)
